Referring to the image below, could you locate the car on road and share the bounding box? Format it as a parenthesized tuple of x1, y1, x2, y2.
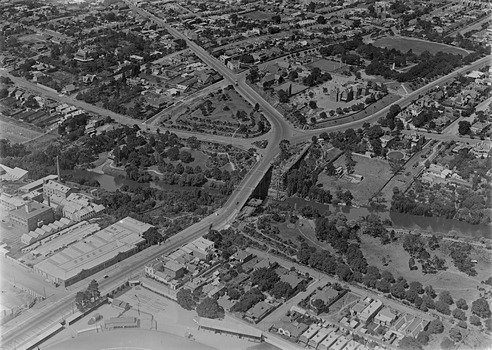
(103, 274, 109, 279)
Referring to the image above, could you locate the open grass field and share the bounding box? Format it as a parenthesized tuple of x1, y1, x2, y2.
(308, 59, 348, 73)
(0, 117, 43, 143)
(373, 37, 469, 56)
(317, 154, 393, 204)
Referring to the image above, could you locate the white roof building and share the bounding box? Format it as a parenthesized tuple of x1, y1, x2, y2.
(0, 164, 28, 182)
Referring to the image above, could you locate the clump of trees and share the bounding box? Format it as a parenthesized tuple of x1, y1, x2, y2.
(75, 280, 101, 312)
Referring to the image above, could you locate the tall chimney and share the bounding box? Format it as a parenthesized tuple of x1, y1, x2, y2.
(56, 156, 61, 182)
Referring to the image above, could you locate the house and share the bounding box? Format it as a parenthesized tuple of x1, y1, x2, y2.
(230, 250, 253, 263)
(227, 59, 241, 71)
(246, 301, 275, 323)
(82, 74, 96, 84)
(375, 307, 399, 326)
(240, 257, 261, 273)
(308, 327, 334, 348)
(359, 299, 383, 324)
(318, 332, 340, 350)
(62, 84, 77, 95)
(271, 319, 309, 341)
(299, 325, 321, 345)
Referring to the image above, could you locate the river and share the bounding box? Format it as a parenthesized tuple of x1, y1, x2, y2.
(281, 198, 492, 240)
(68, 170, 491, 240)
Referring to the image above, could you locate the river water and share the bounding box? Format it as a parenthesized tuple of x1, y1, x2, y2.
(69, 170, 491, 240)
(281, 198, 492, 240)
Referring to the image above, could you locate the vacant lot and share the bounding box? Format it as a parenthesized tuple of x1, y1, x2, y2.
(317, 154, 392, 204)
(373, 37, 469, 56)
(308, 59, 348, 73)
(0, 118, 43, 143)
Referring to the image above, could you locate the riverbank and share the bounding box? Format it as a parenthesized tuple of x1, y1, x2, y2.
(279, 197, 492, 241)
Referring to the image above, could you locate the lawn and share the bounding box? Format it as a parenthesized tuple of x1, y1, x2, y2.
(0, 117, 44, 143)
(275, 218, 335, 253)
(373, 37, 469, 56)
(316, 154, 393, 204)
(308, 59, 348, 73)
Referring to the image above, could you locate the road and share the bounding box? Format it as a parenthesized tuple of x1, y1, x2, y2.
(401, 129, 492, 146)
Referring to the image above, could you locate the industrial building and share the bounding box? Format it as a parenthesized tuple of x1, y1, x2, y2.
(9, 202, 55, 233)
(43, 180, 73, 204)
(34, 217, 153, 286)
(197, 317, 263, 342)
(21, 217, 71, 246)
(18, 175, 57, 194)
(0, 163, 28, 182)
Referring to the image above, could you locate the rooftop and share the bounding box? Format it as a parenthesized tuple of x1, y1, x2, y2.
(10, 202, 52, 220)
(34, 217, 151, 281)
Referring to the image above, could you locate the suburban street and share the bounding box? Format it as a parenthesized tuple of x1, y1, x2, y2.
(1, 2, 491, 349)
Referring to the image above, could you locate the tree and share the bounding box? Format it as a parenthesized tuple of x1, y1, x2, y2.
(312, 299, 326, 313)
(416, 331, 429, 346)
(471, 297, 491, 318)
(399, 336, 423, 350)
(179, 151, 193, 163)
(453, 308, 467, 321)
(251, 267, 279, 292)
(435, 301, 451, 315)
(87, 279, 100, 301)
(271, 281, 292, 299)
(143, 227, 162, 245)
(428, 319, 444, 334)
(439, 291, 454, 305)
(196, 297, 224, 319)
(458, 121, 471, 135)
(177, 288, 196, 310)
(456, 298, 468, 310)
(469, 315, 481, 326)
(449, 327, 462, 342)
(425, 285, 436, 298)
(75, 291, 87, 312)
(440, 337, 454, 350)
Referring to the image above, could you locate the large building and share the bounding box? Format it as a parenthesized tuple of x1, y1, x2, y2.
(58, 193, 105, 221)
(34, 217, 153, 286)
(43, 180, 73, 203)
(9, 202, 55, 233)
(18, 175, 58, 194)
(0, 164, 28, 182)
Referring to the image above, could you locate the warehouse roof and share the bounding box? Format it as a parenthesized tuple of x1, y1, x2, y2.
(34, 217, 151, 282)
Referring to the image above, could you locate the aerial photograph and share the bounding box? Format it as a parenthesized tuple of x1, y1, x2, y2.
(0, 0, 491, 349)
